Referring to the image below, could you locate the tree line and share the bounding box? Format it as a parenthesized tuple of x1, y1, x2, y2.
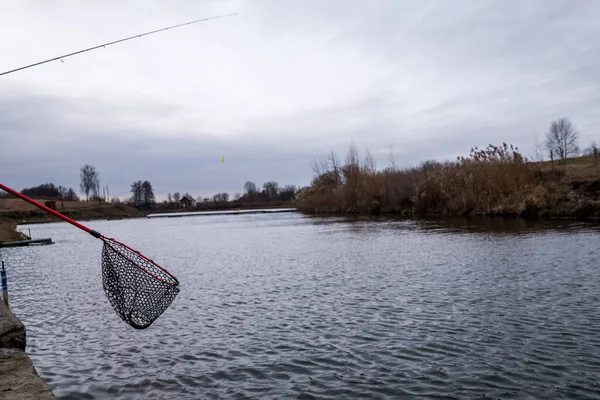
(160, 180, 299, 209)
(0, 183, 80, 201)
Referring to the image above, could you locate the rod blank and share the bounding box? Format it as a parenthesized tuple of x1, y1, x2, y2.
(0, 13, 237, 77)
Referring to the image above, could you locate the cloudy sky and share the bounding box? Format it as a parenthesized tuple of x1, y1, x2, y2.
(1, 0, 599, 200)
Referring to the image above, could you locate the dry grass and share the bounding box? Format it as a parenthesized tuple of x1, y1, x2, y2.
(0, 199, 111, 212)
(298, 143, 600, 220)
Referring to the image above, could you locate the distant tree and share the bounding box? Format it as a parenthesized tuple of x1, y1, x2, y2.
(203, 197, 210, 204)
(110, 197, 121, 204)
(583, 141, 598, 156)
(130, 180, 143, 208)
(65, 188, 78, 201)
(545, 118, 579, 160)
(263, 181, 280, 200)
(212, 192, 230, 203)
(279, 185, 297, 201)
(233, 192, 241, 201)
(57, 185, 67, 198)
(534, 133, 545, 162)
(57, 185, 67, 208)
(80, 164, 100, 201)
(21, 183, 60, 199)
(243, 181, 258, 195)
(173, 192, 181, 204)
(141, 181, 155, 209)
(167, 193, 173, 203)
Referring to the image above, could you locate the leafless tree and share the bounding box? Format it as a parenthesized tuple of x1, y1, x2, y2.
(80, 164, 100, 201)
(243, 181, 258, 195)
(213, 192, 229, 203)
(534, 133, 545, 162)
(583, 141, 598, 156)
(327, 151, 341, 185)
(363, 146, 376, 173)
(388, 144, 397, 171)
(311, 154, 330, 177)
(545, 117, 579, 160)
(263, 181, 280, 200)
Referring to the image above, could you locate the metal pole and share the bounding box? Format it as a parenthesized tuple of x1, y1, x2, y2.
(1, 261, 8, 307)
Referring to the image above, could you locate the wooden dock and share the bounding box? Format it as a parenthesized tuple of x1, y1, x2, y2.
(0, 238, 54, 248)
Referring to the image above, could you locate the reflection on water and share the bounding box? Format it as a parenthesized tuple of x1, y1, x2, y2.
(4, 213, 600, 399)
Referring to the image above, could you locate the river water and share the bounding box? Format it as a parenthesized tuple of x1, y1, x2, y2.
(4, 212, 600, 399)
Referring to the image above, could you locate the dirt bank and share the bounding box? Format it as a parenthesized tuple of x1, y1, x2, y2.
(0, 200, 146, 243)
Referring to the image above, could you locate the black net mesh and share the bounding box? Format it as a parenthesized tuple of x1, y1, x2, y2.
(101, 238, 179, 329)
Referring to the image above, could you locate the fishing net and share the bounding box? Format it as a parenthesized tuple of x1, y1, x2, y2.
(101, 237, 180, 329)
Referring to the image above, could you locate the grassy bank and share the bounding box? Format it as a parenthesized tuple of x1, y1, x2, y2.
(0, 200, 146, 243)
(297, 143, 600, 220)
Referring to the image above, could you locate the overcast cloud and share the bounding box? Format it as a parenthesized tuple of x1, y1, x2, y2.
(1, 0, 600, 199)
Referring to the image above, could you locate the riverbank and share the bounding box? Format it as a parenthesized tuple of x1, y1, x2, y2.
(0, 300, 56, 399)
(298, 144, 600, 220)
(0, 200, 146, 243)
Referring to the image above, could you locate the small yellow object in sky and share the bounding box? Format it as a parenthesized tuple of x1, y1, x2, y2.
(222, 156, 225, 163)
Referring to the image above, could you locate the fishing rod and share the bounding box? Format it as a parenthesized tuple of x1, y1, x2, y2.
(0, 12, 238, 77)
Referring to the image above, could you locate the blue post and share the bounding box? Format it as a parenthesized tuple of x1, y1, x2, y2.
(1, 261, 8, 307)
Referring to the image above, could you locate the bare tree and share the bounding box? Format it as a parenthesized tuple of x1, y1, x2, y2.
(363, 146, 376, 173)
(388, 144, 397, 171)
(66, 188, 78, 201)
(534, 133, 545, 162)
(545, 118, 579, 160)
(327, 151, 341, 185)
(311, 154, 330, 177)
(212, 192, 229, 203)
(243, 181, 258, 195)
(80, 164, 100, 201)
(583, 141, 598, 156)
(263, 181, 280, 200)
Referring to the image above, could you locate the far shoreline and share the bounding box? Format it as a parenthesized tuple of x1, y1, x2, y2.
(4, 205, 600, 245)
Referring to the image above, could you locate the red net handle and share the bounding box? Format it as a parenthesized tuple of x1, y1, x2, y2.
(0, 183, 102, 238)
(1, 182, 179, 285)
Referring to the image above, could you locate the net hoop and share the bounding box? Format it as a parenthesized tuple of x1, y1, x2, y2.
(102, 236, 179, 286)
(101, 237, 180, 329)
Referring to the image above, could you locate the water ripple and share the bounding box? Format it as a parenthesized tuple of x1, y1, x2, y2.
(4, 214, 600, 399)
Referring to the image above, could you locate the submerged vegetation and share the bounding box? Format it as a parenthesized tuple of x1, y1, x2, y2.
(297, 142, 600, 220)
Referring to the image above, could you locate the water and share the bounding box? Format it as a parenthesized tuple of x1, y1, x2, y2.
(3, 213, 600, 399)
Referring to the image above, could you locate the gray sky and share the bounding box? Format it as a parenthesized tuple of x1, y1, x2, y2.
(2, 0, 600, 200)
